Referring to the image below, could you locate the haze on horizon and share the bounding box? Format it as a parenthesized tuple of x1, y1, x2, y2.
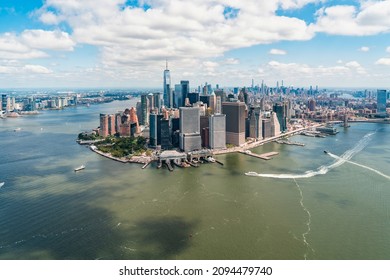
(1, 0, 390, 89)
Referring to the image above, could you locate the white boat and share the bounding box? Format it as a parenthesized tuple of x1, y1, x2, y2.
(245, 171, 258, 176)
(14, 127, 21, 132)
(0, 182, 4, 188)
(74, 165, 85, 172)
(206, 157, 216, 163)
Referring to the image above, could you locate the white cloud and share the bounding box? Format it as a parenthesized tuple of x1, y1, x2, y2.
(359, 46, 370, 52)
(23, 64, 53, 74)
(269, 48, 287, 55)
(375, 58, 390, 65)
(21, 30, 75, 51)
(312, 2, 390, 35)
(345, 61, 361, 68)
(387, 46, 390, 53)
(36, 0, 314, 70)
(224, 58, 239, 65)
(0, 33, 48, 60)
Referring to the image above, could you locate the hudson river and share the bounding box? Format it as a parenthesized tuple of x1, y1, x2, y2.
(1, 100, 389, 259)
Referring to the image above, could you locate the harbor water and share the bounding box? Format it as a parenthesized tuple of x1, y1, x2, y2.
(1, 100, 389, 259)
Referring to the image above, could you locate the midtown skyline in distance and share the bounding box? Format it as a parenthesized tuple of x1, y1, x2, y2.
(1, 0, 390, 88)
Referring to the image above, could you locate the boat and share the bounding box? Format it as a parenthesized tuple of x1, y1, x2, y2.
(14, 127, 21, 132)
(316, 126, 339, 135)
(245, 171, 258, 176)
(324, 150, 329, 154)
(74, 165, 85, 172)
(0, 182, 4, 188)
(206, 157, 216, 163)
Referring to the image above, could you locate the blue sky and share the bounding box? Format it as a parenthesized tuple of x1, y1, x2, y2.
(0, 0, 390, 89)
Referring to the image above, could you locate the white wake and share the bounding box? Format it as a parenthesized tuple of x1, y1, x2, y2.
(245, 131, 376, 179)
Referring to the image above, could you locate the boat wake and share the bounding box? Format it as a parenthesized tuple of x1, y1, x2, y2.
(327, 152, 390, 180)
(246, 131, 376, 179)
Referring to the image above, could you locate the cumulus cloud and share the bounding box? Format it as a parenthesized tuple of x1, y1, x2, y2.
(359, 46, 370, 52)
(35, 0, 314, 69)
(21, 30, 75, 51)
(312, 1, 390, 35)
(269, 48, 287, 55)
(375, 58, 390, 65)
(0, 33, 48, 60)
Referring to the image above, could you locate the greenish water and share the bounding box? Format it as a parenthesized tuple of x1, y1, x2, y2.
(1, 100, 389, 259)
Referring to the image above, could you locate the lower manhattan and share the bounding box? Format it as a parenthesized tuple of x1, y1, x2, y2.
(1, 0, 390, 269)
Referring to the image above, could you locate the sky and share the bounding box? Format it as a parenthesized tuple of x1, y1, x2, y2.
(0, 0, 390, 89)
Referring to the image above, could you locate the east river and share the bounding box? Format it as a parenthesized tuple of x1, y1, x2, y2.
(1, 100, 389, 260)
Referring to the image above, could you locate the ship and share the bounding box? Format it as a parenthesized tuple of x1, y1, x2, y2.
(74, 165, 85, 172)
(316, 126, 339, 135)
(0, 182, 4, 188)
(324, 150, 329, 154)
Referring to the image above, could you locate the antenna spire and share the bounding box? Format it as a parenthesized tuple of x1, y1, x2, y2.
(166, 58, 168, 70)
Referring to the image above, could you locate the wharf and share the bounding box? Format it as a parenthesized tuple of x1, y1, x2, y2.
(276, 140, 305, 146)
(239, 151, 279, 160)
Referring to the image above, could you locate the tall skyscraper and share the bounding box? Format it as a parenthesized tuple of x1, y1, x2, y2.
(100, 114, 116, 137)
(163, 61, 172, 108)
(273, 102, 288, 132)
(377, 89, 387, 114)
(1, 94, 8, 112)
(149, 113, 163, 147)
(179, 107, 201, 152)
(174, 84, 182, 108)
(222, 102, 246, 146)
(153, 92, 161, 111)
(180, 81, 190, 107)
(209, 114, 226, 149)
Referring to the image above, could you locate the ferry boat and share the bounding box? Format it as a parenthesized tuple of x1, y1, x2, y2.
(316, 126, 339, 135)
(245, 171, 258, 176)
(74, 165, 85, 172)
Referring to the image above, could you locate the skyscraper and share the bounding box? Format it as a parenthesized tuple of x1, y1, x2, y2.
(209, 114, 226, 149)
(222, 102, 246, 146)
(377, 89, 387, 115)
(174, 84, 182, 108)
(140, 94, 149, 126)
(163, 61, 172, 108)
(181, 81, 190, 107)
(179, 107, 201, 152)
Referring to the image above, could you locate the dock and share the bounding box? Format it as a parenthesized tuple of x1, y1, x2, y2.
(240, 151, 279, 160)
(276, 140, 305, 146)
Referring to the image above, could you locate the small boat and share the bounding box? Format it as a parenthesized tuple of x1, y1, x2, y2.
(0, 182, 4, 188)
(74, 165, 85, 172)
(324, 150, 329, 154)
(14, 128, 21, 132)
(245, 171, 258, 176)
(206, 157, 216, 163)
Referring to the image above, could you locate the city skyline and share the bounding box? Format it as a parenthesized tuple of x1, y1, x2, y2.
(1, 1, 390, 88)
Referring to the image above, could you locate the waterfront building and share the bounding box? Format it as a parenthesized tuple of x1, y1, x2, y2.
(273, 102, 288, 132)
(149, 113, 163, 148)
(100, 114, 116, 137)
(1, 94, 9, 112)
(262, 118, 272, 138)
(200, 115, 209, 147)
(180, 81, 190, 107)
(163, 61, 172, 108)
(179, 107, 201, 152)
(222, 101, 246, 146)
(270, 112, 281, 137)
(249, 107, 263, 139)
(160, 119, 172, 150)
(377, 90, 387, 115)
(209, 114, 226, 149)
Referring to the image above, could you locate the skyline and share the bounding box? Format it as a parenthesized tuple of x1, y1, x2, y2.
(1, 1, 390, 88)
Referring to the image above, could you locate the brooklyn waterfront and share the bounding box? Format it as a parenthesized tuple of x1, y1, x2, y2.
(1, 100, 389, 260)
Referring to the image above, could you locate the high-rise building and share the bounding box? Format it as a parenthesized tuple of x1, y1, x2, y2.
(209, 114, 226, 149)
(149, 113, 163, 147)
(181, 81, 190, 107)
(179, 107, 201, 152)
(187, 92, 199, 105)
(153, 92, 161, 111)
(100, 114, 116, 137)
(140, 94, 149, 125)
(273, 102, 288, 132)
(222, 102, 246, 146)
(163, 61, 172, 108)
(215, 96, 222, 114)
(377, 90, 387, 114)
(249, 108, 262, 139)
(209, 92, 216, 114)
(160, 119, 172, 150)
(1, 94, 8, 112)
(262, 118, 272, 138)
(174, 84, 182, 108)
(308, 99, 316, 112)
(270, 112, 281, 137)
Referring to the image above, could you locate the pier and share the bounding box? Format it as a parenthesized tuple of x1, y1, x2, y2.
(239, 150, 279, 160)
